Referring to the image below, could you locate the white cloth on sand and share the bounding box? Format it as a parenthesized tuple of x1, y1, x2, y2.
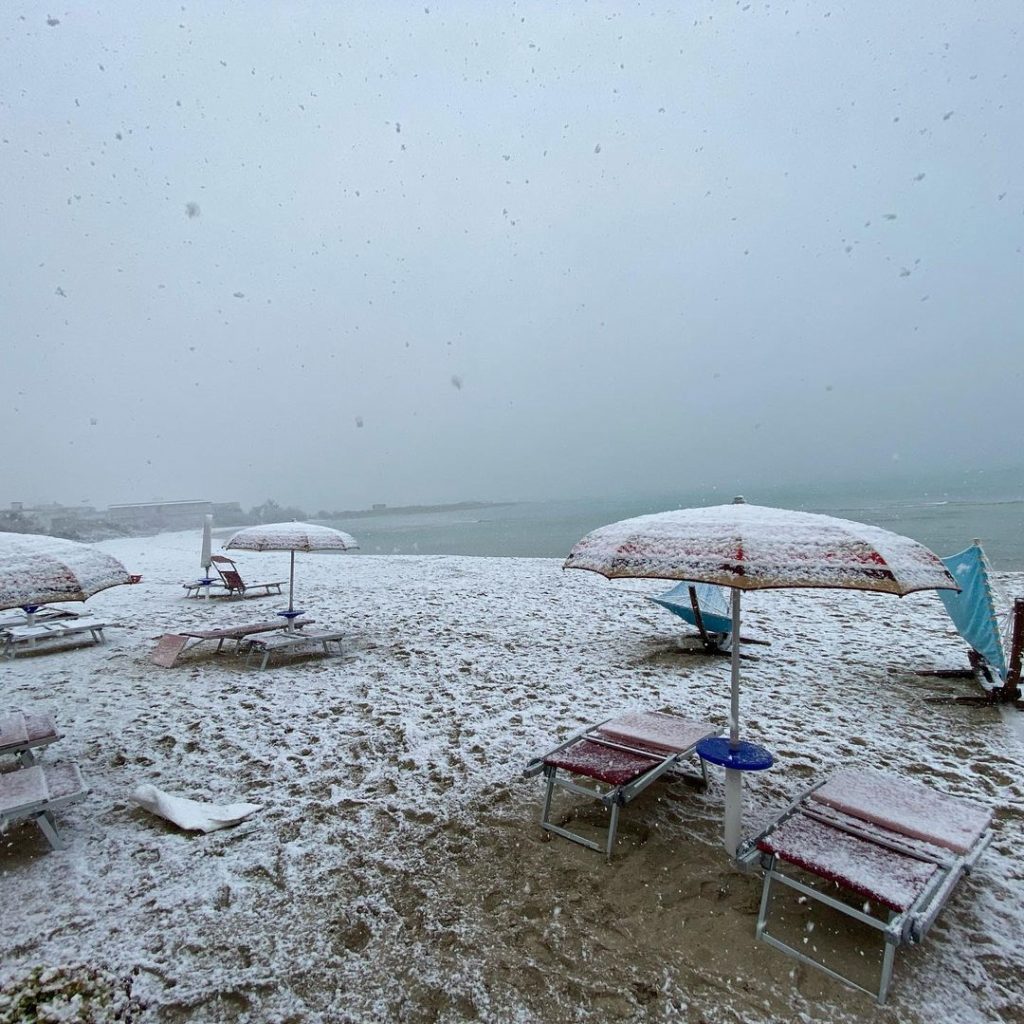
(130, 783, 261, 833)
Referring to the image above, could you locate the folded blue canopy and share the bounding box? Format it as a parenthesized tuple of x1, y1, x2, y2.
(649, 580, 733, 637)
(939, 544, 1006, 682)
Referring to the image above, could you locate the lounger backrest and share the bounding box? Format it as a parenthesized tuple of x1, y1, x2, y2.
(210, 556, 245, 591)
(219, 569, 246, 592)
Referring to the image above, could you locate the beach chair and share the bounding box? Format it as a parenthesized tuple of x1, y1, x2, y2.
(524, 711, 718, 859)
(0, 711, 61, 766)
(210, 555, 286, 599)
(1, 617, 108, 658)
(648, 581, 769, 655)
(241, 628, 345, 670)
(0, 762, 87, 851)
(739, 768, 993, 1004)
(150, 618, 315, 667)
(0, 607, 80, 630)
(650, 581, 734, 651)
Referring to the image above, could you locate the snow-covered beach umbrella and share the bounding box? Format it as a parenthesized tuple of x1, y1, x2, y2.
(0, 531, 131, 616)
(564, 498, 959, 857)
(223, 522, 358, 617)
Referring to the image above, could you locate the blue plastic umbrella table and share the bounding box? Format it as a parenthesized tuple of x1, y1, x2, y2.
(563, 497, 959, 858)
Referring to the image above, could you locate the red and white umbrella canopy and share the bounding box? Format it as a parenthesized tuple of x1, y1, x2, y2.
(564, 501, 957, 595)
(224, 522, 359, 613)
(0, 531, 131, 611)
(224, 522, 358, 554)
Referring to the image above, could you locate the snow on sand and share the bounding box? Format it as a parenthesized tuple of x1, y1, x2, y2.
(2, 531, 1022, 1023)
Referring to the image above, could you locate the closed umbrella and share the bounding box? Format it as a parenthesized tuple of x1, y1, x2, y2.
(0, 531, 131, 623)
(564, 497, 959, 856)
(200, 514, 213, 576)
(223, 522, 358, 625)
(198, 514, 215, 598)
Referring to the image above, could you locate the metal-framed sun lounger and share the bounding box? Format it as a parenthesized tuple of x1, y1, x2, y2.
(241, 629, 346, 670)
(0, 711, 61, 766)
(524, 711, 719, 859)
(209, 555, 286, 599)
(0, 762, 87, 851)
(737, 768, 993, 1004)
(1, 617, 108, 659)
(0, 607, 80, 630)
(150, 618, 315, 667)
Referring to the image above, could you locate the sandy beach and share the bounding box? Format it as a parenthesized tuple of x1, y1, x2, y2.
(2, 530, 1022, 1023)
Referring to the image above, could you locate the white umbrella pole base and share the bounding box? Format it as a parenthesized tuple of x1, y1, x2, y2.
(695, 736, 775, 859)
(724, 768, 743, 857)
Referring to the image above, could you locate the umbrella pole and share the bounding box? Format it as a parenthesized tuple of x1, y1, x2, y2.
(724, 587, 743, 857)
(288, 551, 295, 615)
(730, 588, 741, 745)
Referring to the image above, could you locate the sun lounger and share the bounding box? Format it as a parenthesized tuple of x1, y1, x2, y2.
(0, 711, 61, 766)
(150, 618, 315, 667)
(210, 555, 286, 599)
(1, 617, 108, 658)
(524, 711, 719, 858)
(739, 768, 993, 1004)
(0, 607, 80, 629)
(241, 629, 345, 670)
(0, 762, 87, 851)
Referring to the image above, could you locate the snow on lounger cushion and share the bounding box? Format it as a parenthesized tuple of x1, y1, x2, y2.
(809, 769, 992, 855)
(130, 784, 261, 833)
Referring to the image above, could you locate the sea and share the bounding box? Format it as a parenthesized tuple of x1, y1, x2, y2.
(322, 474, 1024, 571)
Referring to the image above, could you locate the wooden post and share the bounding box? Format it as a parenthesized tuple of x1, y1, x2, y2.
(1002, 597, 1024, 701)
(688, 585, 713, 650)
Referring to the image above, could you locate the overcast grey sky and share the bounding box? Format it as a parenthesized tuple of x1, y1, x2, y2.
(2, 2, 1021, 512)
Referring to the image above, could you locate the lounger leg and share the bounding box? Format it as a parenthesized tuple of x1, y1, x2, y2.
(17, 748, 39, 767)
(260, 648, 271, 670)
(605, 801, 622, 861)
(878, 917, 899, 1005)
(755, 855, 775, 938)
(35, 811, 67, 851)
(540, 769, 557, 830)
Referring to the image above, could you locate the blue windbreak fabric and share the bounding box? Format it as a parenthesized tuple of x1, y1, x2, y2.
(939, 544, 1007, 681)
(650, 581, 733, 636)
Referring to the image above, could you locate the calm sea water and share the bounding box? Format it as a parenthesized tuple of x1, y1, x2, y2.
(323, 478, 1024, 570)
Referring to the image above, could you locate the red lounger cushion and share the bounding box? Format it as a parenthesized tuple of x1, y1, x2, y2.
(544, 740, 660, 787)
(758, 812, 939, 912)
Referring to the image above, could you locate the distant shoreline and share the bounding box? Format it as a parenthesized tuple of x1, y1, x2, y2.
(317, 500, 517, 521)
